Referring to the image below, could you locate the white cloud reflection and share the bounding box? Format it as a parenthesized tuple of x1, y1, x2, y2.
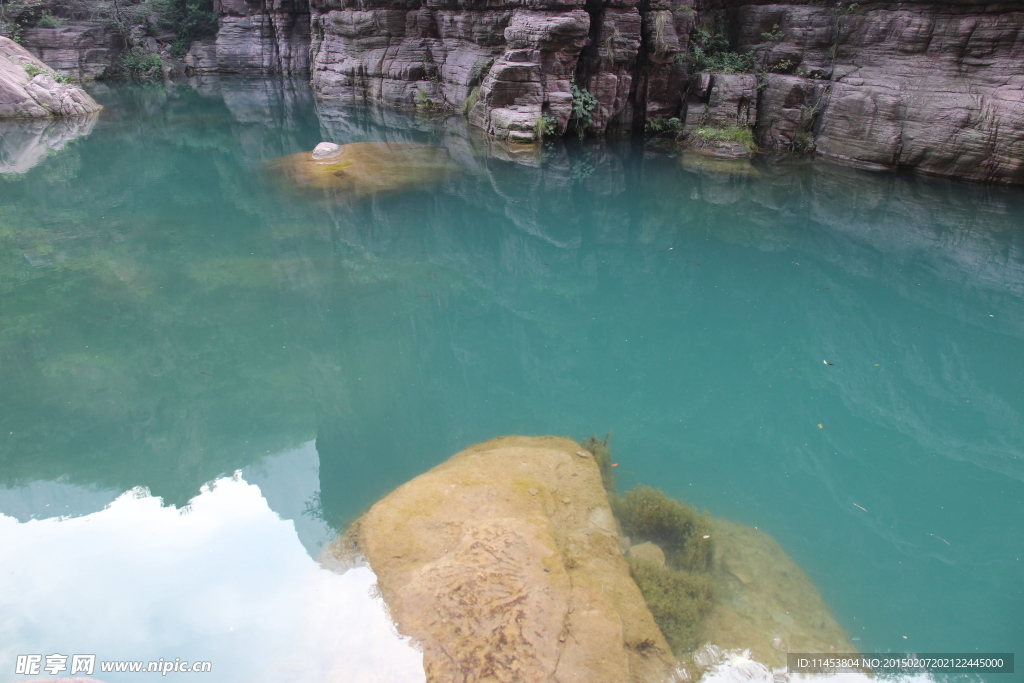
(0, 472, 423, 683)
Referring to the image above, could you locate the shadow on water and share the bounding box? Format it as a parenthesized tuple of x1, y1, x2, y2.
(0, 77, 1021, 662)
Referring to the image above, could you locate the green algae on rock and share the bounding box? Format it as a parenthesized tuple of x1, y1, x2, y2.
(614, 486, 713, 574)
(266, 141, 455, 200)
(628, 556, 715, 657)
(611, 486, 716, 656)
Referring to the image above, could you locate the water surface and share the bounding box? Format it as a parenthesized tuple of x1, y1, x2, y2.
(0, 78, 1021, 681)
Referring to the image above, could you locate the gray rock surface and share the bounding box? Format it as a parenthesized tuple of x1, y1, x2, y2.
(732, 3, 1024, 183)
(215, 0, 310, 74)
(5, 0, 1024, 182)
(0, 37, 102, 118)
(18, 22, 122, 81)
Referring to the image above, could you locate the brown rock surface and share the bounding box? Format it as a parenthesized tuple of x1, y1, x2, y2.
(0, 37, 101, 118)
(330, 435, 676, 683)
(733, 2, 1024, 182)
(702, 518, 855, 669)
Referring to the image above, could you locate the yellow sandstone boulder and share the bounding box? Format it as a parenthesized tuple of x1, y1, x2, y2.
(323, 436, 677, 683)
(266, 141, 454, 199)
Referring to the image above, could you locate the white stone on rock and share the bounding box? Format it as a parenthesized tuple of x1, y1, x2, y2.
(311, 142, 342, 159)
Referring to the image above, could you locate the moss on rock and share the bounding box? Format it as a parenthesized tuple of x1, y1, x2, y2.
(628, 557, 714, 656)
(614, 485, 713, 573)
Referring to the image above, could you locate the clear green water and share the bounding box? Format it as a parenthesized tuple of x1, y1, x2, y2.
(0, 79, 1021, 681)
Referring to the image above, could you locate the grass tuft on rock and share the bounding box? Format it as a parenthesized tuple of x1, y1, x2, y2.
(614, 485, 713, 573)
(581, 432, 615, 492)
(628, 557, 714, 655)
(689, 126, 756, 152)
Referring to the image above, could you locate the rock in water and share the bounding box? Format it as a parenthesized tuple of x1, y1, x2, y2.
(0, 37, 101, 118)
(324, 436, 676, 683)
(311, 141, 342, 159)
(267, 141, 455, 199)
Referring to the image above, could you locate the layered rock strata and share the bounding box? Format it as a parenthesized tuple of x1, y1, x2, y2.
(6, 0, 1024, 182)
(0, 37, 102, 118)
(308, 0, 1024, 183)
(307, 0, 695, 140)
(733, 2, 1024, 182)
(214, 0, 311, 74)
(17, 22, 123, 82)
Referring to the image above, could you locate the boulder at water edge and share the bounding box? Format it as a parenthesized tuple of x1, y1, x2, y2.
(0, 36, 101, 118)
(321, 436, 677, 683)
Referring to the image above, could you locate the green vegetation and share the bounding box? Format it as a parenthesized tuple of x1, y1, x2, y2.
(22, 62, 71, 83)
(584, 436, 717, 655)
(413, 89, 433, 110)
(614, 485, 713, 572)
(461, 86, 481, 115)
(651, 12, 672, 55)
(628, 556, 714, 654)
(36, 9, 61, 27)
(682, 18, 758, 74)
(581, 433, 615, 492)
(645, 116, 682, 138)
(568, 80, 598, 138)
(119, 46, 163, 79)
(535, 114, 558, 140)
(689, 125, 756, 152)
(616, 486, 715, 654)
(161, 0, 217, 57)
(760, 23, 783, 42)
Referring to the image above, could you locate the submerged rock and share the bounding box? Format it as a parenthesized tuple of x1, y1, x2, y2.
(700, 518, 856, 668)
(324, 436, 855, 681)
(323, 436, 677, 683)
(0, 37, 101, 118)
(267, 141, 455, 199)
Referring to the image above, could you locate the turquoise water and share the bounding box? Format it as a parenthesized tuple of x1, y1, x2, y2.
(0, 78, 1021, 681)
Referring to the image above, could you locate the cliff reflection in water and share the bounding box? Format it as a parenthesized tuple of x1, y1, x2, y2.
(0, 78, 1020, 668)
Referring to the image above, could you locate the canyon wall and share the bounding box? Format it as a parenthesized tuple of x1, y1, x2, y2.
(308, 0, 1024, 183)
(306, 0, 698, 141)
(5, 0, 1023, 182)
(211, 0, 311, 74)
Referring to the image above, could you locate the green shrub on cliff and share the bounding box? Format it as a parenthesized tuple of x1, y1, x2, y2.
(628, 556, 714, 655)
(120, 47, 163, 79)
(568, 80, 598, 138)
(682, 14, 758, 74)
(162, 0, 217, 57)
(645, 117, 683, 138)
(615, 485, 713, 573)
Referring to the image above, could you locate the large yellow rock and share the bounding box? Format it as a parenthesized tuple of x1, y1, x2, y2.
(325, 436, 676, 683)
(266, 141, 454, 199)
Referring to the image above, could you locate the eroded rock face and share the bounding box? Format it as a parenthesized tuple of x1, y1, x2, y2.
(18, 22, 122, 81)
(326, 436, 677, 683)
(0, 37, 101, 118)
(733, 2, 1024, 182)
(307, 0, 699, 142)
(307, 0, 1024, 182)
(215, 0, 311, 74)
